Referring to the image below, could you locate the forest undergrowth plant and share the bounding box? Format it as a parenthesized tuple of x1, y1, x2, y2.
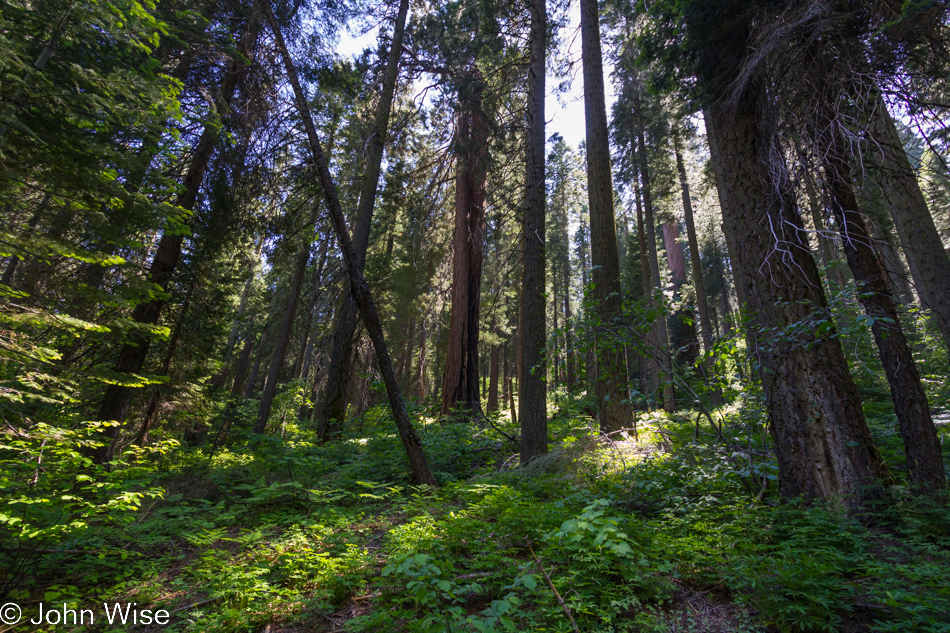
(0, 421, 170, 595)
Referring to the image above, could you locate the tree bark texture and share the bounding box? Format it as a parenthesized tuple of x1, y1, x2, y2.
(519, 0, 547, 464)
(823, 128, 946, 493)
(864, 207, 915, 308)
(705, 86, 885, 508)
(580, 0, 631, 433)
(441, 100, 488, 416)
(267, 1, 435, 485)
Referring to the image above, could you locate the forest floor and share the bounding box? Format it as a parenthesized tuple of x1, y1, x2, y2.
(8, 392, 950, 633)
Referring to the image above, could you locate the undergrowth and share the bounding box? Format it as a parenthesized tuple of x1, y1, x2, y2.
(3, 389, 949, 633)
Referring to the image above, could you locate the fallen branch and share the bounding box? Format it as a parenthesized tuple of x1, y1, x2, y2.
(476, 405, 520, 449)
(526, 542, 580, 633)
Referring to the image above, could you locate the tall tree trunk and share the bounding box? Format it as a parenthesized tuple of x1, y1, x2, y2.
(674, 135, 722, 406)
(551, 277, 559, 389)
(633, 173, 654, 402)
(293, 287, 317, 381)
(705, 84, 885, 508)
(577, 208, 597, 392)
(225, 244, 261, 361)
(254, 220, 313, 434)
(231, 338, 254, 397)
(403, 315, 417, 394)
(487, 341, 500, 413)
(441, 98, 488, 416)
(318, 0, 411, 440)
(865, 91, 950, 352)
(135, 296, 190, 447)
(502, 339, 509, 400)
(245, 326, 270, 399)
(562, 211, 575, 392)
(662, 218, 699, 366)
(267, 1, 435, 485)
(213, 247, 260, 388)
(297, 231, 334, 416)
(519, 0, 547, 464)
(91, 13, 259, 463)
(803, 171, 849, 291)
(870, 221, 915, 308)
(416, 320, 428, 400)
(633, 89, 675, 413)
(823, 127, 946, 493)
(580, 0, 631, 433)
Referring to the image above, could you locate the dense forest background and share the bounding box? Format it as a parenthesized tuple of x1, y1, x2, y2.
(2, 0, 950, 631)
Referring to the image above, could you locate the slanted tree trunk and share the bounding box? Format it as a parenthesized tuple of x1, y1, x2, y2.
(441, 93, 488, 417)
(225, 246, 261, 361)
(580, 0, 631, 433)
(674, 135, 722, 406)
(267, 1, 434, 485)
(231, 339, 254, 397)
(318, 0, 411, 440)
(803, 171, 849, 291)
(135, 294, 192, 447)
(519, 0, 547, 464)
(853, 177, 917, 307)
(633, 88, 675, 413)
(822, 126, 946, 493)
(705, 83, 885, 508)
(254, 217, 313, 434)
(245, 326, 270, 399)
(866, 210, 915, 307)
(91, 13, 259, 463)
(213, 248, 260, 388)
(865, 91, 950, 352)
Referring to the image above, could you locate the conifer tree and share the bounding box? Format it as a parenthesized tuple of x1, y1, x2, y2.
(580, 0, 632, 433)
